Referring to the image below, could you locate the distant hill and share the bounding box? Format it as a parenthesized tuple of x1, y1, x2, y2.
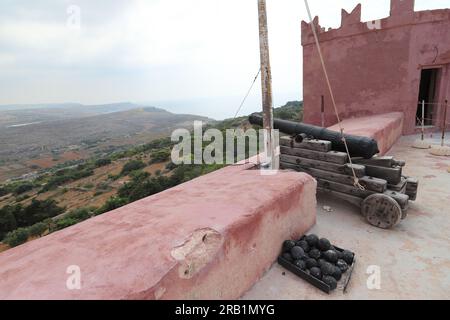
(0, 102, 167, 128)
(0, 104, 210, 175)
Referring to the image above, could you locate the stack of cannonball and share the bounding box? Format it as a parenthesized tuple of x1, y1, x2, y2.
(281, 234, 354, 290)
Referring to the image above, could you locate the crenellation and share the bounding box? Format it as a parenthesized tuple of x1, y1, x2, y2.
(302, 1, 449, 46)
(341, 4, 362, 28)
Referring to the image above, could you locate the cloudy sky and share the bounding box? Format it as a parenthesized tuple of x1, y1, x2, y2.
(0, 0, 449, 119)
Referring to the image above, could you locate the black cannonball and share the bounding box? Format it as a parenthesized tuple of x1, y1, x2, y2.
(291, 246, 306, 260)
(318, 258, 327, 268)
(318, 238, 332, 251)
(336, 250, 344, 260)
(309, 267, 322, 279)
(323, 250, 339, 263)
(282, 252, 293, 262)
(282, 240, 296, 252)
(322, 276, 338, 290)
(297, 240, 310, 253)
(332, 266, 342, 281)
(305, 258, 318, 269)
(294, 259, 307, 270)
(305, 234, 319, 247)
(336, 259, 349, 273)
(342, 250, 354, 264)
(320, 261, 335, 276)
(309, 248, 321, 260)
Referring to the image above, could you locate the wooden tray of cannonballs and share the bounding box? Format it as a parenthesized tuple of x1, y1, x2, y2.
(278, 234, 356, 294)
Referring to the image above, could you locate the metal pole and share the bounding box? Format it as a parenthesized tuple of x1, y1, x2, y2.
(421, 100, 425, 141)
(258, 0, 275, 169)
(441, 99, 448, 147)
(321, 95, 325, 127)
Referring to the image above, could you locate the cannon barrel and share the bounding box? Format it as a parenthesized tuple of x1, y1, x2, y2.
(248, 113, 379, 159)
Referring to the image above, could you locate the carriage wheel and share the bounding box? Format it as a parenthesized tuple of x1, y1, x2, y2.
(361, 194, 402, 229)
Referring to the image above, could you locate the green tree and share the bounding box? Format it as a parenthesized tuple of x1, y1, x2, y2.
(0, 207, 18, 240)
(149, 149, 171, 164)
(28, 222, 48, 238)
(3, 228, 29, 247)
(95, 158, 112, 167)
(14, 199, 64, 227)
(96, 197, 128, 215)
(121, 160, 146, 176)
(13, 182, 34, 195)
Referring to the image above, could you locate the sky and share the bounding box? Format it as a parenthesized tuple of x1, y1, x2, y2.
(0, 0, 449, 119)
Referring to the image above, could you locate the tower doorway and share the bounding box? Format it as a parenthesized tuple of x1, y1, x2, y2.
(416, 68, 440, 126)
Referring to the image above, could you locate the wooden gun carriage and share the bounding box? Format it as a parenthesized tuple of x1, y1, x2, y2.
(278, 135, 418, 229)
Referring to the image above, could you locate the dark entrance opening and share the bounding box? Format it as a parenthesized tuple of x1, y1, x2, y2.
(416, 68, 439, 126)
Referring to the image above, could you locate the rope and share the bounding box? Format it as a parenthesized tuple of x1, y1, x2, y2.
(228, 68, 261, 165)
(304, 0, 365, 190)
(232, 68, 261, 120)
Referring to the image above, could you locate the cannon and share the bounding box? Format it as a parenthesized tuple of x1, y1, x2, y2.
(248, 113, 379, 159)
(277, 134, 418, 229)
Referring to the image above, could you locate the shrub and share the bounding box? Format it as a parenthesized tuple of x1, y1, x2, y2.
(14, 199, 64, 228)
(15, 194, 30, 202)
(0, 186, 8, 197)
(3, 228, 29, 247)
(149, 149, 171, 164)
(66, 208, 92, 221)
(95, 158, 111, 167)
(53, 218, 78, 231)
(13, 182, 34, 195)
(121, 160, 146, 176)
(28, 222, 48, 238)
(165, 162, 177, 171)
(51, 208, 94, 232)
(42, 165, 95, 192)
(106, 174, 119, 181)
(0, 207, 17, 240)
(95, 197, 128, 215)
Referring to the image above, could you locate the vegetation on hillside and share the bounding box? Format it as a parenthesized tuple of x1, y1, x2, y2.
(0, 101, 303, 249)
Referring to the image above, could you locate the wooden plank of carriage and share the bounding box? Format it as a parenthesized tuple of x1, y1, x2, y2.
(384, 190, 409, 209)
(316, 187, 363, 207)
(363, 164, 402, 185)
(280, 145, 348, 164)
(405, 177, 419, 201)
(352, 156, 406, 168)
(280, 154, 366, 177)
(317, 178, 409, 209)
(352, 156, 394, 167)
(280, 162, 387, 193)
(317, 178, 374, 198)
(388, 176, 408, 193)
(280, 136, 331, 152)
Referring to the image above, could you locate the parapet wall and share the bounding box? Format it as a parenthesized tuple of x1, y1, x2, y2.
(0, 161, 317, 300)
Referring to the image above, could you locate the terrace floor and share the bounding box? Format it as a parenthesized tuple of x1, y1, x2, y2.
(243, 133, 450, 300)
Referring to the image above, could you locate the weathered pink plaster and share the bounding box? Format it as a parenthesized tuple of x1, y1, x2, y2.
(0, 163, 316, 300)
(302, 0, 450, 134)
(328, 112, 404, 155)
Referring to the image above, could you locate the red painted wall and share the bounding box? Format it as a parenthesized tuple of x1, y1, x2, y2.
(302, 0, 450, 134)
